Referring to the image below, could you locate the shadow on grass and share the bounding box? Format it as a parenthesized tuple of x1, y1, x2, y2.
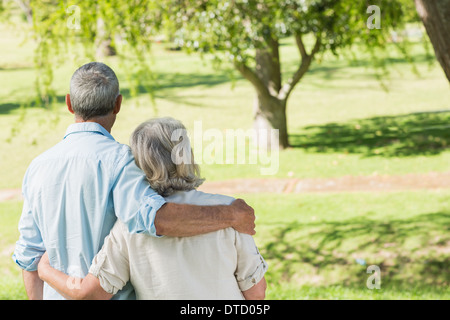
(290, 110, 450, 157)
(0, 95, 67, 115)
(261, 212, 450, 288)
(120, 72, 232, 98)
(0, 72, 232, 115)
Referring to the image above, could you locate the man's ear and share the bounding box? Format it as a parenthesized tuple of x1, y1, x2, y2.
(66, 94, 75, 114)
(113, 94, 122, 115)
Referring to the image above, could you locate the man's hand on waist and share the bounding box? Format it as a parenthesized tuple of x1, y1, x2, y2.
(230, 199, 256, 235)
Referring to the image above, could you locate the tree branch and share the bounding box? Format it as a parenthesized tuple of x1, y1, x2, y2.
(234, 61, 271, 98)
(279, 35, 321, 100)
(295, 34, 307, 59)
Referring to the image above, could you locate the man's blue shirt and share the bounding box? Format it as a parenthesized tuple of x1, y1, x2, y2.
(13, 122, 166, 299)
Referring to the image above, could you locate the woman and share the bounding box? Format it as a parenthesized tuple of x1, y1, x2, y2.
(38, 117, 268, 300)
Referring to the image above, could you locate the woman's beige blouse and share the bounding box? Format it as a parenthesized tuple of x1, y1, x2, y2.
(88, 189, 268, 299)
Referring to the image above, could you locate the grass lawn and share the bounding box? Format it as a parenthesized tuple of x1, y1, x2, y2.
(244, 191, 450, 299)
(0, 201, 27, 300)
(1, 190, 449, 299)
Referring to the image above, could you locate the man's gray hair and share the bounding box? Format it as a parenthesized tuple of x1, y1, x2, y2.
(70, 62, 119, 120)
(130, 117, 204, 197)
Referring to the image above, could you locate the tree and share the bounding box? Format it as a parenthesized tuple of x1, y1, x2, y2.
(23, 0, 161, 105)
(4, 1, 117, 56)
(9, 1, 416, 149)
(415, 0, 450, 82)
(161, 0, 411, 149)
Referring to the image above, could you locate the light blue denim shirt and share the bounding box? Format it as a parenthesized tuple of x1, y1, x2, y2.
(13, 122, 166, 300)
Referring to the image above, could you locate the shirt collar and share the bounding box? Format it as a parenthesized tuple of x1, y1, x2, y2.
(64, 122, 115, 141)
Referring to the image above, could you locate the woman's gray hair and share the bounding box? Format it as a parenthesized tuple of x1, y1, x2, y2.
(70, 62, 119, 120)
(130, 117, 204, 197)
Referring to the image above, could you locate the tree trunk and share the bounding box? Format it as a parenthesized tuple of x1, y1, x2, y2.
(252, 41, 289, 150)
(253, 94, 289, 150)
(415, 0, 450, 82)
(14, 0, 33, 25)
(96, 17, 117, 57)
(236, 34, 319, 150)
(96, 38, 117, 57)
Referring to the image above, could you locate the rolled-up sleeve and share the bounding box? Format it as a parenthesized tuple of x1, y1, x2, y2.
(89, 222, 130, 295)
(235, 233, 268, 292)
(12, 190, 45, 271)
(112, 152, 166, 237)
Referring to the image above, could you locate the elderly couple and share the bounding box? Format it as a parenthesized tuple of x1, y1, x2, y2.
(13, 62, 268, 300)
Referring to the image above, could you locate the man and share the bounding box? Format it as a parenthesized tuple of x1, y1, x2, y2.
(13, 62, 255, 300)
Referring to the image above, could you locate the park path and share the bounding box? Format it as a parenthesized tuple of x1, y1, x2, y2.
(1, 171, 450, 202)
(196, 171, 450, 194)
